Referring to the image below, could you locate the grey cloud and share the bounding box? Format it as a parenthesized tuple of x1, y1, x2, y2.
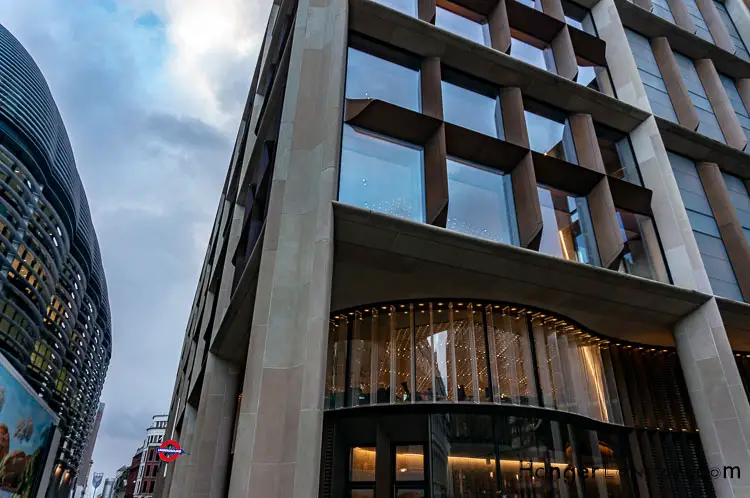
(145, 113, 230, 151)
(0, 0, 257, 490)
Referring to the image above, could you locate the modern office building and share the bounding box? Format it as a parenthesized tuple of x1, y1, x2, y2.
(132, 414, 167, 498)
(0, 23, 112, 496)
(155, 0, 750, 494)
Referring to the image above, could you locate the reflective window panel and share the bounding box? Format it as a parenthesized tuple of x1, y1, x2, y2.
(326, 300, 698, 433)
(395, 445, 425, 481)
(446, 157, 517, 244)
(524, 105, 577, 163)
(616, 209, 668, 282)
(537, 185, 599, 265)
(532, 315, 623, 423)
(435, 4, 491, 46)
(395, 491, 425, 498)
(577, 60, 615, 97)
(350, 491, 374, 498)
(595, 125, 641, 184)
(428, 413, 683, 498)
(339, 125, 425, 223)
(441, 79, 503, 138)
(349, 311, 376, 406)
(486, 308, 538, 406)
(432, 414, 498, 498)
(373, 0, 418, 17)
(346, 47, 421, 112)
(350, 447, 377, 481)
(510, 30, 555, 72)
(326, 316, 349, 409)
(562, 0, 598, 36)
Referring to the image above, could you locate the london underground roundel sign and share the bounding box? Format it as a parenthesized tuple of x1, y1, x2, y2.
(157, 440, 183, 462)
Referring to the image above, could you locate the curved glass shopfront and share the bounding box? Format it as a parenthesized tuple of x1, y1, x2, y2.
(323, 300, 713, 497)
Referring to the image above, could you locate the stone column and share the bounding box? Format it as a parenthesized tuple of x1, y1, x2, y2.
(676, 300, 750, 495)
(651, 37, 700, 131)
(164, 404, 198, 498)
(695, 0, 735, 52)
(592, 0, 750, 495)
(667, 0, 698, 34)
(226, 0, 347, 493)
(183, 354, 240, 498)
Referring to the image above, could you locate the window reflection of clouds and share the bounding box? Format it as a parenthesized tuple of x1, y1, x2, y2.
(446, 158, 515, 244)
(435, 7, 491, 46)
(339, 125, 425, 223)
(441, 81, 502, 138)
(345, 48, 421, 112)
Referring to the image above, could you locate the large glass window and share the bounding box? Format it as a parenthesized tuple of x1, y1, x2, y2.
(334, 408, 712, 498)
(432, 414, 498, 498)
(351, 447, 377, 481)
(395, 445, 425, 481)
(486, 307, 537, 406)
(616, 209, 667, 282)
(537, 185, 599, 265)
(435, 3, 491, 46)
(524, 103, 577, 163)
(446, 158, 517, 244)
(373, 0, 417, 17)
(595, 125, 641, 184)
(339, 125, 426, 222)
(350, 446, 376, 497)
(533, 315, 623, 423)
(349, 311, 375, 406)
(576, 60, 614, 96)
(441, 77, 503, 139)
(510, 30, 555, 72)
(562, 0, 597, 36)
(327, 299, 701, 453)
(391, 305, 414, 403)
(346, 47, 421, 112)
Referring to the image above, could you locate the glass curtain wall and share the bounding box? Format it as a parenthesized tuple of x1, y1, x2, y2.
(431, 413, 632, 498)
(330, 410, 711, 498)
(325, 300, 694, 432)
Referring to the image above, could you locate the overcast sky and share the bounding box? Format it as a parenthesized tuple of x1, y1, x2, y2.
(0, 0, 270, 493)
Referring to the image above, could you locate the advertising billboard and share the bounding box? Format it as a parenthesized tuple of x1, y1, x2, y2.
(0, 355, 58, 498)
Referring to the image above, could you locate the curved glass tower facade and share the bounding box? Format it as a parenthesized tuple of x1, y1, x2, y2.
(0, 23, 111, 479)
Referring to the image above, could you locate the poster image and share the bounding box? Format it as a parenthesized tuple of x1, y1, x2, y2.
(0, 363, 55, 498)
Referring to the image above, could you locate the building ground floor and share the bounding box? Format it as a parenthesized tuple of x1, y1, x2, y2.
(320, 298, 716, 498)
(156, 204, 750, 498)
